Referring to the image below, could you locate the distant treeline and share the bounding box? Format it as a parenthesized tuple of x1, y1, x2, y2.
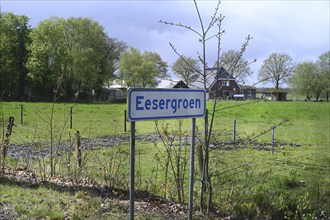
(0, 12, 127, 101)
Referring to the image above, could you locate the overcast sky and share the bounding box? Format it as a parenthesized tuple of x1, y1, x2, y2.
(1, 0, 329, 86)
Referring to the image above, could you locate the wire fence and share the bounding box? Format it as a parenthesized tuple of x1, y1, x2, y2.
(0, 103, 128, 143)
(1, 102, 328, 164)
(1, 102, 328, 147)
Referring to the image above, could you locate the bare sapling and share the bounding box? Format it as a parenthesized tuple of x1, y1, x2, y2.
(34, 77, 63, 177)
(53, 92, 79, 174)
(97, 148, 129, 188)
(161, 0, 256, 213)
(155, 120, 190, 203)
(153, 122, 171, 199)
(35, 76, 79, 177)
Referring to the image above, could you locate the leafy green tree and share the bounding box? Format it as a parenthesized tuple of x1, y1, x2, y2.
(27, 17, 126, 100)
(64, 17, 112, 99)
(289, 51, 329, 101)
(118, 48, 168, 88)
(0, 12, 31, 100)
(27, 17, 67, 100)
(172, 56, 200, 86)
(316, 51, 330, 101)
(289, 61, 317, 100)
(215, 49, 254, 83)
(258, 52, 295, 90)
(103, 36, 128, 84)
(117, 48, 142, 87)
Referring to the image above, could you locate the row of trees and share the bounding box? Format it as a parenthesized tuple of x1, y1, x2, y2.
(1, 12, 328, 102)
(1, 12, 176, 101)
(0, 12, 254, 101)
(172, 50, 329, 102)
(28, 17, 129, 100)
(258, 51, 330, 101)
(1, 12, 129, 101)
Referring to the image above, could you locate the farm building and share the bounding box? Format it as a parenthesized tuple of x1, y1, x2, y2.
(190, 67, 256, 100)
(240, 85, 257, 99)
(100, 88, 126, 101)
(172, 80, 189, 88)
(101, 79, 127, 101)
(258, 91, 288, 101)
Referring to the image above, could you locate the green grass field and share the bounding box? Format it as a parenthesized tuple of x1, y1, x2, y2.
(2, 100, 328, 145)
(0, 100, 329, 219)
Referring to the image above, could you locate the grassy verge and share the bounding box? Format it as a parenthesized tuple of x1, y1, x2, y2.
(0, 176, 170, 220)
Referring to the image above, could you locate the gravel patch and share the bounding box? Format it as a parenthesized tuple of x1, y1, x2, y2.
(0, 202, 18, 220)
(7, 132, 300, 160)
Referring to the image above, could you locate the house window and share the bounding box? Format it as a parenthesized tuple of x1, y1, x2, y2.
(248, 91, 252, 96)
(222, 81, 230, 86)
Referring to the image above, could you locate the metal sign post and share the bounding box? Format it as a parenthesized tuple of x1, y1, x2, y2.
(188, 118, 196, 220)
(130, 121, 135, 220)
(271, 125, 276, 154)
(233, 119, 237, 145)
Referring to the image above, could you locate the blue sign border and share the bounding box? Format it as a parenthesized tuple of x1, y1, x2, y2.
(128, 88, 206, 121)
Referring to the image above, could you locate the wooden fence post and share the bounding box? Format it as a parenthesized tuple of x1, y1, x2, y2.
(70, 107, 73, 129)
(1, 117, 15, 173)
(75, 131, 81, 168)
(233, 119, 237, 145)
(271, 125, 276, 154)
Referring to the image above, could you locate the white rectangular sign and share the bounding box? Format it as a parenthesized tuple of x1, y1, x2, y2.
(128, 88, 206, 121)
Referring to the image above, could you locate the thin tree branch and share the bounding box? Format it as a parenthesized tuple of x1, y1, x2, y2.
(159, 20, 202, 38)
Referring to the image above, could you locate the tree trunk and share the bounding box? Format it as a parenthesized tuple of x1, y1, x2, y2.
(275, 81, 279, 90)
(17, 28, 28, 101)
(176, 151, 182, 203)
(164, 154, 169, 199)
(200, 109, 209, 212)
(315, 92, 320, 102)
(207, 176, 213, 214)
(197, 144, 204, 177)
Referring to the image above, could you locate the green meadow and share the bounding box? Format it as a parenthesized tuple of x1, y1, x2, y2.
(2, 100, 328, 144)
(0, 100, 329, 219)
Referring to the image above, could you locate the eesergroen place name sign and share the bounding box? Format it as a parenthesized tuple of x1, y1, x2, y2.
(128, 88, 206, 121)
(127, 88, 205, 220)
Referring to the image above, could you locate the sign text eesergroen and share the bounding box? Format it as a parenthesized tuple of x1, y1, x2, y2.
(128, 88, 206, 121)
